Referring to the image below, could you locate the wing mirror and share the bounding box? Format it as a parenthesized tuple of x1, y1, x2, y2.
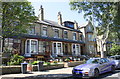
(99, 61, 103, 64)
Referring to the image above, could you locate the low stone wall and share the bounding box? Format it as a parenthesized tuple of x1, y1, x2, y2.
(64, 61, 84, 67)
(32, 64, 64, 71)
(1, 61, 84, 74)
(1, 64, 64, 75)
(1, 66, 21, 74)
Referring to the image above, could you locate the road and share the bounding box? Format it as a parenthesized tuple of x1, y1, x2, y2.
(68, 69, 120, 79)
(0, 68, 120, 79)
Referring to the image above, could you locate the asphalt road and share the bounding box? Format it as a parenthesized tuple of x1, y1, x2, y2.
(1, 68, 120, 79)
(67, 69, 120, 79)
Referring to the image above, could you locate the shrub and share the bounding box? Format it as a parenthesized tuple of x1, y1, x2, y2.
(32, 61, 39, 65)
(46, 62, 51, 66)
(8, 54, 24, 65)
(64, 58, 70, 62)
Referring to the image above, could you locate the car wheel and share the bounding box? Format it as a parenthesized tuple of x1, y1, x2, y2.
(111, 65, 115, 73)
(94, 69, 99, 78)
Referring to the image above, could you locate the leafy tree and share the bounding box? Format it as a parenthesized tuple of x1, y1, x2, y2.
(69, 1, 120, 58)
(109, 44, 120, 55)
(2, 1, 37, 50)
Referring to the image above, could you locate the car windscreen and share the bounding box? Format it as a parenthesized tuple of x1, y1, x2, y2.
(86, 59, 99, 64)
(115, 56, 120, 60)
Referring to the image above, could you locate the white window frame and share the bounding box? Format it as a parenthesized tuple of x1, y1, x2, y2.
(28, 26, 35, 35)
(64, 30, 68, 39)
(52, 42, 63, 57)
(42, 26, 47, 37)
(73, 32, 77, 40)
(25, 39, 38, 56)
(72, 44, 81, 56)
(53, 28, 59, 38)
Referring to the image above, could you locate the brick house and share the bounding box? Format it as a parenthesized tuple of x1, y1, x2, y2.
(79, 21, 97, 56)
(2, 6, 85, 61)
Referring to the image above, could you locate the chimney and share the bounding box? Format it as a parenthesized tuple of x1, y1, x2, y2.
(74, 20, 78, 29)
(57, 12, 62, 25)
(38, 5, 44, 21)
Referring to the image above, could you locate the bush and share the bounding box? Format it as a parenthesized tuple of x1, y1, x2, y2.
(32, 61, 39, 65)
(8, 54, 24, 65)
(46, 62, 51, 66)
(64, 58, 70, 62)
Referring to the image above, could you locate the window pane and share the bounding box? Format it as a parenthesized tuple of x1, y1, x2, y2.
(54, 29, 59, 38)
(73, 33, 76, 40)
(27, 40, 30, 53)
(31, 40, 37, 53)
(42, 27, 47, 36)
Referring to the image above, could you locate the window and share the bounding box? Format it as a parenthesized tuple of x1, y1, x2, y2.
(31, 40, 37, 53)
(38, 41, 50, 54)
(79, 34, 82, 41)
(26, 40, 30, 53)
(29, 26, 35, 34)
(54, 29, 59, 38)
(88, 26, 92, 31)
(89, 45, 94, 54)
(72, 44, 81, 56)
(88, 34, 93, 41)
(64, 31, 68, 39)
(42, 27, 47, 36)
(25, 39, 38, 56)
(52, 42, 63, 57)
(13, 39, 21, 49)
(73, 44, 76, 54)
(73, 32, 76, 40)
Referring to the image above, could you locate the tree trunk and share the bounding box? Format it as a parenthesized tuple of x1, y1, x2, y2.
(2, 37, 5, 52)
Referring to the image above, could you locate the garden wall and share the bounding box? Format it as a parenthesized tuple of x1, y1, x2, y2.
(1, 61, 84, 74)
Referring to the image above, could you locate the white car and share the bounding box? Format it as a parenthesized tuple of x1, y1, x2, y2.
(72, 58, 116, 78)
(109, 55, 120, 69)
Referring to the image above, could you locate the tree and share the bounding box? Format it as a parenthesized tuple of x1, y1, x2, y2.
(109, 44, 120, 56)
(69, 1, 120, 58)
(2, 1, 37, 50)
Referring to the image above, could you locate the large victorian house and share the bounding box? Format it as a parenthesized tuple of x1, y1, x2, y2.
(2, 6, 85, 60)
(79, 21, 97, 56)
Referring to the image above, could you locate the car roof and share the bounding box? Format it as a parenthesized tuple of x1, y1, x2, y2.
(90, 58, 101, 59)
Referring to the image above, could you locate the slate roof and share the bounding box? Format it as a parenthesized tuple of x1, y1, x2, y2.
(36, 19, 82, 33)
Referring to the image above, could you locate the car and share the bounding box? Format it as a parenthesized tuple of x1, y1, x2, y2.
(72, 58, 116, 78)
(108, 55, 120, 69)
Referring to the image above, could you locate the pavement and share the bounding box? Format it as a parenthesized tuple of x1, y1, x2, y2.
(0, 67, 120, 79)
(0, 67, 73, 79)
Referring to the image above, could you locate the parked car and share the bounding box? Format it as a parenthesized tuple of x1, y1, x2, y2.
(80, 55, 90, 60)
(108, 55, 120, 69)
(72, 58, 115, 78)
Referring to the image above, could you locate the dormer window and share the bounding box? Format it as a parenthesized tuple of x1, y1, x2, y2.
(42, 27, 47, 36)
(64, 31, 68, 39)
(73, 32, 76, 40)
(54, 29, 59, 38)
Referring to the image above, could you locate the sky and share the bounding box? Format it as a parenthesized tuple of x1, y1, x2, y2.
(28, 0, 87, 25)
